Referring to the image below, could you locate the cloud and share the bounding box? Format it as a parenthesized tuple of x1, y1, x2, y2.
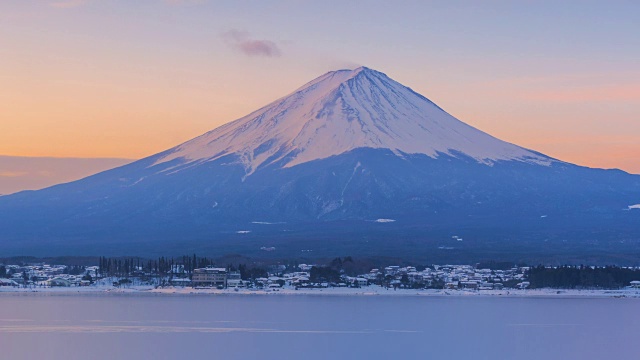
(49, 0, 88, 8)
(479, 73, 640, 103)
(36, 170, 54, 177)
(50, 0, 206, 8)
(164, 0, 205, 4)
(520, 84, 640, 103)
(222, 30, 282, 58)
(0, 171, 28, 178)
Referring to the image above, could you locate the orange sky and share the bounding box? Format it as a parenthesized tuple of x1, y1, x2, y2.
(1, 1, 638, 174)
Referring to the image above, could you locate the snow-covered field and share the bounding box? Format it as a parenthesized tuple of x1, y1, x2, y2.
(2, 285, 639, 299)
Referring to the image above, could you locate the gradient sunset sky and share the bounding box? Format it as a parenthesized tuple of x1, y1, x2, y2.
(1, 1, 639, 173)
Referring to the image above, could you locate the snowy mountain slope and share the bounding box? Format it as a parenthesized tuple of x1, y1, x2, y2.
(154, 67, 552, 176)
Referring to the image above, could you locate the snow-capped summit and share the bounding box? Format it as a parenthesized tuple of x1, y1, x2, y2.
(154, 67, 552, 175)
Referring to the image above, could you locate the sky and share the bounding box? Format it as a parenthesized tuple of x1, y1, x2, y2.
(0, 156, 131, 195)
(1, 0, 639, 182)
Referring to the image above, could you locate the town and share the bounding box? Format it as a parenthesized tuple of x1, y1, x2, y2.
(2, 257, 640, 291)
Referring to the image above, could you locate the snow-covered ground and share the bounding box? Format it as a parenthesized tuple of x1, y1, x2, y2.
(2, 285, 639, 299)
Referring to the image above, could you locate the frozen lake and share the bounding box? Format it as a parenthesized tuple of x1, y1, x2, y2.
(0, 293, 638, 359)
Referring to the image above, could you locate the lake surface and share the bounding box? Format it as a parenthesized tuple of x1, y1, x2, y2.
(0, 293, 638, 359)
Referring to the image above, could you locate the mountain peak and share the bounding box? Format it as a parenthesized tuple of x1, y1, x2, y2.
(153, 68, 552, 175)
(327, 65, 372, 75)
(341, 65, 375, 77)
(288, 66, 380, 98)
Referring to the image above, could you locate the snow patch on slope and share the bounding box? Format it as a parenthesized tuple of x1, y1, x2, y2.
(153, 67, 552, 175)
(373, 218, 396, 223)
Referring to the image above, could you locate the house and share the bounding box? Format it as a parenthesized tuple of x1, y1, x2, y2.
(460, 281, 478, 290)
(291, 275, 310, 287)
(11, 273, 25, 284)
(478, 283, 494, 290)
(47, 277, 72, 287)
(445, 282, 459, 289)
(298, 264, 313, 272)
(267, 276, 284, 287)
(0, 278, 18, 287)
(227, 271, 243, 288)
(170, 278, 192, 287)
(385, 266, 400, 276)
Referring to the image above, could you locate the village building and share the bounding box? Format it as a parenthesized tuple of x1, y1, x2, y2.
(192, 267, 227, 287)
(47, 277, 72, 287)
(169, 278, 192, 287)
(0, 278, 18, 287)
(226, 271, 243, 288)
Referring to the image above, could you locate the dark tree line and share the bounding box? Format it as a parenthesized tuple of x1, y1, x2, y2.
(309, 257, 375, 283)
(476, 261, 522, 271)
(237, 264, 268, 280)
(97, 254, 278, 282)
(310, 266, 341, 283)
(527, 265, 640, 289)
(98, 254, 217, 277)
(98, 257, 143, 276)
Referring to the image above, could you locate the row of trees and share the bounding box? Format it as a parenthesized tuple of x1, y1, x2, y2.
(527, 265, 640, 289)
(310, 266, 341, 283)
(97, 255, 272, 280)
(236, 264, 268, 280)
(98, 255, 218, 277)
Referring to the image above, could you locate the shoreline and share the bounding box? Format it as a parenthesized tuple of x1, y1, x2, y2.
(1, 286, 639, 299)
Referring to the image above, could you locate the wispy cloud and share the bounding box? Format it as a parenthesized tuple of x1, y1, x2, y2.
(50, 0, 205, 8)
(164, 0, 206, 4)
(520, 84, 640, 103)
(0, 171, 28, 178)
(222, 30, 282, 58)
(49, 0, 88, 8)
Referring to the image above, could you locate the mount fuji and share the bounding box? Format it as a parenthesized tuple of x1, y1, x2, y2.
(1, 67, 639, 262)
(155, 67, 550, 173)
